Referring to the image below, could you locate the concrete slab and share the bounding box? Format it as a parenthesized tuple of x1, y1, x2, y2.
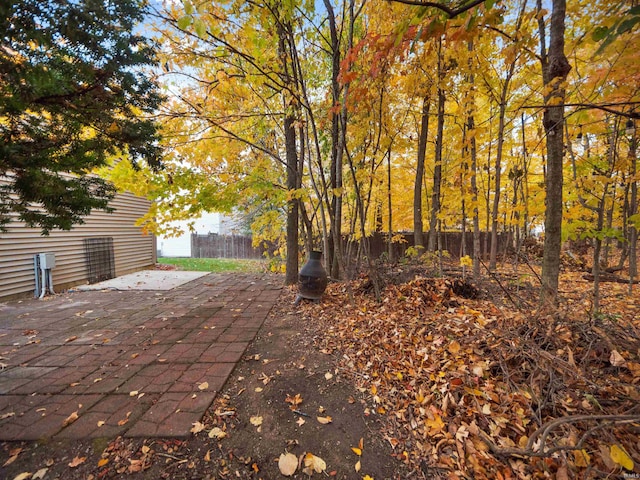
(74, 270, 209, 291)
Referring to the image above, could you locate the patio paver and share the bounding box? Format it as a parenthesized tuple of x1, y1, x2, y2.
(0, 273, 281, 440)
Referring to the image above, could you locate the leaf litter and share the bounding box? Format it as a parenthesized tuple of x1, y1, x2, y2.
(1, 266, 637, 480)
(298, 271, 640, 478)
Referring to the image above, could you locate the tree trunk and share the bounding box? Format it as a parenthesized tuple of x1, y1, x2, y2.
(629, 129, 638, 295)
(276, 16, 300, 285)
(428, 38, 445, 252)
(414, 94, 430, 250)
(466, 40, 481, 280)
(521, 113, 530, 237)
(387, 147, 394, 262)
(489, 20, 521, 269)
(489, 98, 507, 270)
(324, 0, 343, 279)
(538, 0, 571, 305)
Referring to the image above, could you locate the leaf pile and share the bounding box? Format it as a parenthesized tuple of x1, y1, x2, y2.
(302, 275, 640, 478)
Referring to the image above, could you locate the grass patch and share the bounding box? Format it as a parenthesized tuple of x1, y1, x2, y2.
(158, 257, 265, 273)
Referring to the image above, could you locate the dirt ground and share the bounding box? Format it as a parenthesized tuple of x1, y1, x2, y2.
(1, 254, 639, 480)
(0, 286, 406, 480)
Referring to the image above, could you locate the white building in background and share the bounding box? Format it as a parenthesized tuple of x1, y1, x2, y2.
(157, 212, 242, 257)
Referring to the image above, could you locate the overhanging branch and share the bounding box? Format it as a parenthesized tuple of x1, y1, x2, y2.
(387, 0, 486, 18)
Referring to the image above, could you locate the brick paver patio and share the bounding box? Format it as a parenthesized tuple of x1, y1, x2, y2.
(0, 273, 281, 440)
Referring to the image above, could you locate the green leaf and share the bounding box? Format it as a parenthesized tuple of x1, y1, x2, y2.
(485, 0, 496, 11)
(628, 213, 640, 228)
(591, 25, 609, 41)
(183, 0, 194, 15)
(194, 18, 206, 38)
(177, 15, 192, 30)
(616, 16, 640, 35)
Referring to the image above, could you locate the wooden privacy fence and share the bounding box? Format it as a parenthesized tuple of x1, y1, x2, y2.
(355, 231, 510, 260)
(191, 231, 510, 260)
(191, 233, 266, 259)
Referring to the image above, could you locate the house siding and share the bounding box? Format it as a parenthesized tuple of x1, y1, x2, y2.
(0, 192, 156, 301)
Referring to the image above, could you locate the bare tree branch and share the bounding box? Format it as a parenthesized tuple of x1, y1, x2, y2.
(478, 414, 640, 458)
(387, 0, 486, 18)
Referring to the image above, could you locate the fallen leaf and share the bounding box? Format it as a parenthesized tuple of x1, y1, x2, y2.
(141, 445, 150, 454)
(250, 415, 263, 427)
(610, 444, 634, 470)
(62, 411, 79, 427)
(198, 382, 209, 391)
(627, 362, 640, 378)
(208, 427, 227, 439)
(296, 417, 306, 426)
(351, 447, 362, 456)
(65, 336, 78, 343)
(3, 447, 22, 467)
(191, 421, 206, 434)
(98, 458, 109, 467)
(425, 414, 445, 433)
(254, 387, 263, 392)
(325, 372, 333, 380)
(129, 390, 139, 397)
(285, 393, 303, 407)
(97, 420, 105, 427)
(448, 340, 461, 354)
(204, 450, 211, 462)
(12, 473, 32, 480)
(317, 416, 332, 424)
(355, 459, 361, 472)
(0, 412, 15, 420)
(278, 452, 298, 476)
(573, 449, 590, 467)
(128, 459, 143, 473)
(556, 464, 569, 480)
(610, 350, 626, 367)
(33, 468, 48, 480)
(68, 456, 86, 468)
(303, 452, 327, 474)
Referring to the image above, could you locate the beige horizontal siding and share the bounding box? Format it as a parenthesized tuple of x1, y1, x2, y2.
(0, 191, 156, 300)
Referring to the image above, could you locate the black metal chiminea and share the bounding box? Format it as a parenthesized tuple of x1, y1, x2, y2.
(297, 250, 328, 302)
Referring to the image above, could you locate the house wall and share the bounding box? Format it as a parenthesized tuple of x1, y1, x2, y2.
(0, 192, 156, 301)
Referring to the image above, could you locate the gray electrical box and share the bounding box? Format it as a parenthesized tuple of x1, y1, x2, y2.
(39, 252, 56, 269)
(34, 252, 56, 298)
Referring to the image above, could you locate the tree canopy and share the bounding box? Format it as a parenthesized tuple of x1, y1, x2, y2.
(106, 0, 639, 302)
(0, 0, 163, 234)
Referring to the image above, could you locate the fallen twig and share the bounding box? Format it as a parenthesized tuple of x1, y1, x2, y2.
(478, 414, 640, 458)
